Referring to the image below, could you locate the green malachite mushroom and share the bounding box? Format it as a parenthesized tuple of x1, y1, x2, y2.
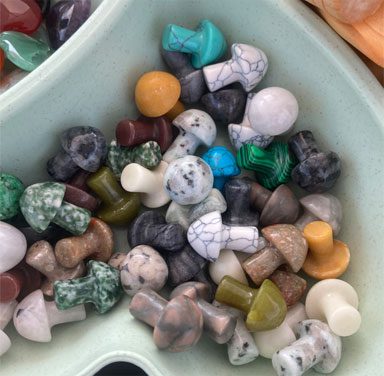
(19, 182, 91, 235)
(237, 142, 297, 190)
(0, 173, 25, 220)
(215, 275, 287, 331)
(53, 260, 123, 314)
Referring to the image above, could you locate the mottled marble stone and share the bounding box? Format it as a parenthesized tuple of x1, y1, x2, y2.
(164, 156, 213, 205)
(295, 193, 342, 235)
(161, 49, 207, 104)
(162, 19, 227, 69)
(54, 260, 123, 314)
(228, 93, 274, 150)
(163, 109, 216, 163)
(47, 126, 107, 181)
(166, 188, 227, 230)
(120, 245, 168, 296)
(13, 289, 86, 342)
(170, 282, 237, 344)
(107, 140, 161, 179)
(289, 131, 341, 193)
(46, 0, 91, 49)
(0, 221, 27, 274)
(0, 173, 24, 220)
(222, 178, 259, 227)
(254, 303, 307, 359)
(202, 146, 240, 191)
(129, 289, 203, 352)
(203, 43, 268, 92)
(201, 89, 246, 124)
(128, 211, 186, 253)
(272, 320, 342, 376)
(187, 211, 259, 262)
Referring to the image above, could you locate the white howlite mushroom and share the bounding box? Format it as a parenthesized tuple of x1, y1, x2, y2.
(228, 93, 274, 150)
(272, 319, 342, 376)
(295, 193, 343, 235)
(187, 211, 259, 262)
(163, 109, 217, 163)
(253, 303, 307, 358)
(121, 161, 170, 208)
(203, 43, 268, 92)
(0, 221, 27, 273)
(209, 249, 248, 285)
(305, 279, 361, 337)
(248, 87, 299, 141)
(213, 301, 259, 365)
(13, 289, 86, 342)
(0, 300, 17, 356)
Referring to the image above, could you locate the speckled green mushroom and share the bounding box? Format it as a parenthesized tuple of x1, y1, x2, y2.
(53, 261, 123, 314)
(107, 140, 162, 179)
(0, 173, 25, 220)
(19, 182, 91, 235)
(237, 142, 297, 190)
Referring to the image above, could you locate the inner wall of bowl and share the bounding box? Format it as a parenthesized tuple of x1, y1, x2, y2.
(0, 0, 383, 375)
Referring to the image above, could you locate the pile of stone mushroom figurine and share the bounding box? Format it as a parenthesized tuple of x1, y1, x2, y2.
(0, 19, 361, 376)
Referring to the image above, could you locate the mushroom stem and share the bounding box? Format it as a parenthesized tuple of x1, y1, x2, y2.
(295, 210, 318, 231)
(54, 275, 95, 307)
(121, 163, 162, 194)
(320, 294, 361, 337)
(163, 132, 201, 163)
(45, 300, 86, 327)
(303, 221, 334, 263)
(51, 201, 90, 236)
(289, 131, 320, 162)
(129, 289, 168, 327)
(249, 181, 271, 212)
(220, 224, 258, 252)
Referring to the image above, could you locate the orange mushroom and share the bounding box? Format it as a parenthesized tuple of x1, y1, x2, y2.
(135, 71, 182, 117)
(302, 221, 350, 279)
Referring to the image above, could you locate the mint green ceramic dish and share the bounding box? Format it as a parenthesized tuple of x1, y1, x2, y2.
(0, 0, 383, 375)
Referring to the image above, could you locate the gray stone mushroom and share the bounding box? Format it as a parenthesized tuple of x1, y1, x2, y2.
(162, 109, 217, 163)
(295, 193, 342, 236)
(129, 288, 203, 352)
(242, 224, 307, 285)
(272, 319, 342, 376)
(25, 240, 85, 297)
(13, 289, 86, 342)
(170, 282, 237, 344)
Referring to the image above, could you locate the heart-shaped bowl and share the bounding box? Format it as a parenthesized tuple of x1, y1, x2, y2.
(0, 0, 383, 375)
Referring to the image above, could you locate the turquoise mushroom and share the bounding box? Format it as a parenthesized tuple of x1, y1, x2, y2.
(202, 146, 240, 191)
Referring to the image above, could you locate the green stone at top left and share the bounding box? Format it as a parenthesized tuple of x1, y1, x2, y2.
(0, 31, 53, 72)
(0, 173, 25, 220)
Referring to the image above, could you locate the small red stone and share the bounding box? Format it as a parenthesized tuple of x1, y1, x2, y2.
(0, 0, 42, 35)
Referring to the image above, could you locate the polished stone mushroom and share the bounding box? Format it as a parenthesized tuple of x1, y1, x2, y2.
(242, 224, 308, 285)
(129, 288, 203, 352)
(272, 319, 342, 376)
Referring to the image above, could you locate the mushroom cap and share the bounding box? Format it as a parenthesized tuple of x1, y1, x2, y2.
(202, 146, 240, 177)
(261, 184, 300, 227)
(246, 279, 287, 331)
(135, 71, 181, 117)
(60, 126, 107, 172)
(187, 211, 223, 261)
(261, 224, 308, 272)
(170, 281, 210, 301)
(300, 193, 342, 235)
(154, 294, 203, 352)
(295, 319, 342, 373)
(20, 182, 65, 233)
(163, 156, 214, 206)
(13, 289, 51, 342)
(248, 87, 299, 136)
(0, 222, 27, 274)
(172, 109, 217, 147)
(305, 279, 360, 337)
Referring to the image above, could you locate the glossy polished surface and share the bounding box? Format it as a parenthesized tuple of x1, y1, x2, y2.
(0, 0, 383, 375)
